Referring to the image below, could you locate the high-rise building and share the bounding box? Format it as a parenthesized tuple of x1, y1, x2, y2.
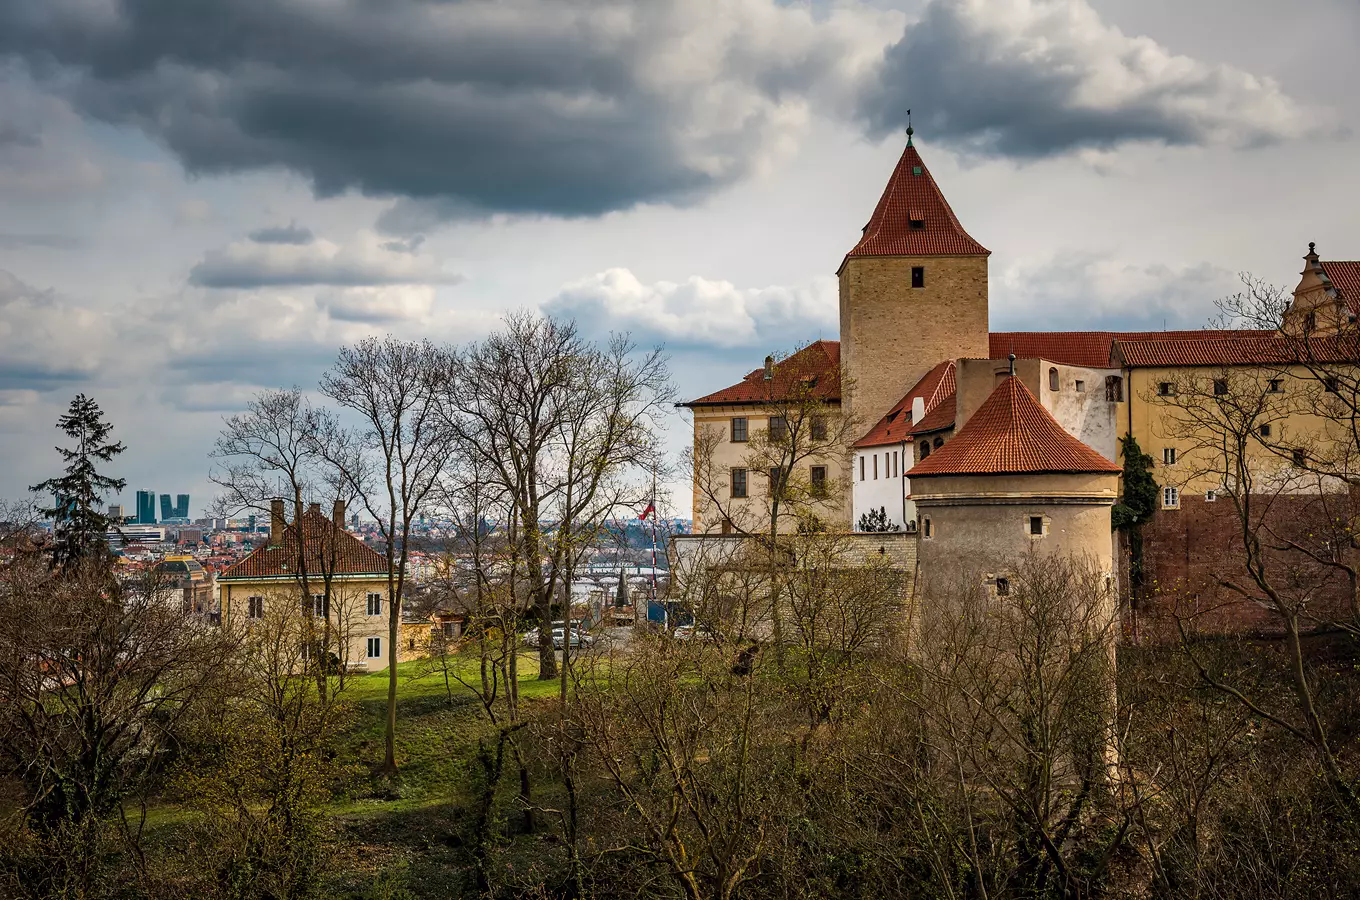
(175, 493, 190, 519)
(108, 504, 125, 522)
(136, 490, 156, 525)
(160, 494, 173, 522)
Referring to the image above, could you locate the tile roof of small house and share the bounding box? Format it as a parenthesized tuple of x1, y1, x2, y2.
(853, 360, 955, 448)
(680, 340, 841, 407)
(907, 375, 1120, 478)
(839, 142, 988, 271)
(219, 506, 387, 580)
(1320, 261, 1360, 314)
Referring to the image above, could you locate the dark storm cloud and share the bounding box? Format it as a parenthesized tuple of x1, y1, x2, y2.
(0, 360, 87, 391)
(188, 234, 458, 288)
(247, 223, 314, 245)
(860, 0, 1311, 158)
(0, 0, 862, 221)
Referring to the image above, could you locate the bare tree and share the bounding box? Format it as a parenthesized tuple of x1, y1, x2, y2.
(319, 337, 447, 776)
(438, 312, 671, 681)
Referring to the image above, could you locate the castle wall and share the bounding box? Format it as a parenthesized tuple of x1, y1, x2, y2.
(839, 255, 989, 436)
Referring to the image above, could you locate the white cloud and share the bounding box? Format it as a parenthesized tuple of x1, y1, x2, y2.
(544, 267, 837, 349)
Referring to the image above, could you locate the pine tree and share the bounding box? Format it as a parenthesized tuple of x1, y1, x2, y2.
(30, 394, 127, 568)
(1111, 435, 1158, 594)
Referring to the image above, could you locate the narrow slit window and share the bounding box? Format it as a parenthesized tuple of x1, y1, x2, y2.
(1049, 368, 1059, 391)
(1029, 516, 1044, 536)
(911, 266, 925, 289)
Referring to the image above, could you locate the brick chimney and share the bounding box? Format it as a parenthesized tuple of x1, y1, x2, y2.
(269, 498, 285, 545)
(333, 499, 346, 529)
(307, 501, 321, 515)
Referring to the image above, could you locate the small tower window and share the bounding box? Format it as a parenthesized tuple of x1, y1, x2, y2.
(1292, 448, 1307, 467)
(922, 517, 933, 538)
(911, 266, 925, 289)
(1325, 376, 1340, 393)
(1029, 516, 1044, 536)
(1267, 379, 1284, 393)
(1048, 368, 1059, 391)
(912, 166, 923, 175)
(1259, 423, 1272, 438)
(995, 577, 1010, 597)
(909, 218, 925, 230)
(1158, 382, 1175, 396)
(1213, 379, 1229, 396)
(1075, 380, 1085, 393)
(920, 442, 931, 459)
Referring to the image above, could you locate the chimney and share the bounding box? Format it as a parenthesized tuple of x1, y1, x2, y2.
(333, 499, 346, 529)
(269, 498, 285, 545)
(307, 501, 321, 516)
(911, 396, 926, 424)
(763, 355, 774, 381)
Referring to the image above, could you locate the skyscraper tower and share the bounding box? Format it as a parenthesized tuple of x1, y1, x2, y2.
(136, 490, 157, 525)
(175, 493, 190, 519)
(160, 494, 173, 522)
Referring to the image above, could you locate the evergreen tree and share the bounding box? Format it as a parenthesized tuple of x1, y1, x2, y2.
(30, 394, 126, 567)
(857, 506, 899, 533)
(1111, 435, 1158, 594)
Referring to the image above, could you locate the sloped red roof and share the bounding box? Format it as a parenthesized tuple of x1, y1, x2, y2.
(1114, 333, 1360, 368)
(840, 142, 988, 270)
(681, 340, 841, 407)
(854, 360, 955, 448)
(910, 392, 956, 436)
(219, 506, 387, 580)
(989, 331, 1265, 368)
(908, 376, 1120, 478)
(1320, 261, 1360, 314)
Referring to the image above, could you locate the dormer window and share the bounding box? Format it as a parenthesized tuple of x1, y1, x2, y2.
(912, 166, 923, 176)
(909, 219, 925, 230)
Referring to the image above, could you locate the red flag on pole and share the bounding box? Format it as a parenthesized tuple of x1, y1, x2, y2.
(639, 499, 656, 521)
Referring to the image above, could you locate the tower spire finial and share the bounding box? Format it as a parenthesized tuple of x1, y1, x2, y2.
(905, 108, 913, 147)
(1008, 350, 1016, 377)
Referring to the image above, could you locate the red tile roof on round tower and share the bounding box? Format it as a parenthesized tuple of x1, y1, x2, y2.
(839, 140, 989, 272)
(908, 375, 1120, 478)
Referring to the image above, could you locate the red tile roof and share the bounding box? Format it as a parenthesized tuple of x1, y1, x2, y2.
(840, 142, 988, 271)
(681, 340, 841, 407)
(1113, 333, 1360, 368)
(853, 360, 955, 448)
(1320, 261, 1360, 314)
(219, 506, 387, 580)
(989, 331, 1265, 368)
(908, 376, 1120, 478)
(910, 392, 957, 436)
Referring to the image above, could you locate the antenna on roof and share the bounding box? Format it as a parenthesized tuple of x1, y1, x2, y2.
(905, 108, 914, 147)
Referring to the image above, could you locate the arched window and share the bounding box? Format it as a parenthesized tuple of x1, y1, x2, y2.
(921, 442, 931, 459)
(1048, 367, 1059, 391)
(933, 437, 943, 449)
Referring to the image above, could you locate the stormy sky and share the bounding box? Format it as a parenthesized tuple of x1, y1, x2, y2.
(1, 0, 1357, 519)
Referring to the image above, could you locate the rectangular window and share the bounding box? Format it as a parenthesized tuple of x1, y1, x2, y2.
(730, 417, 748, 442)
(1213, 379, 1228, 395)
(1105, 375, 1123, 402)
(911, 266, 925, 289)
(310, 594, 325, 617)
(1029, 516, 1044, 536)
(1292, 448, 1308, 467)
(367, 637, 382, 659)
(810, 466, 827, 497)
(1163, 487, 1180, 509)
(1163, 447, 1177, 465)
(859, 456, 865, 481)
(923, 517, 933, 539)
(1158, 382, 1175, 396)
(1325, 376, 1340, 393)
(768, 415, 788, 442)
(248, 596, 263, 619)
(873, 454, 879, 480)
(995, 577, 1010, 597)
(1259, 423, 1272, 438)
(909, 218, 925, 230)
(730, 468, 748, 499)
(892, 450, 899, 477)
(1205, 490, 1217, 502)
(810, 416, 828, 441)
(1267, 379, 1284, 393)
(1075, 380, 1085, 393)
(769, 466, 783, 498)
(366, 592, 383, 616)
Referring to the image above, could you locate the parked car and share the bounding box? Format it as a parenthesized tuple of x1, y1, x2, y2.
(553, 627, 595, 650)
(672, 624, 713, 642)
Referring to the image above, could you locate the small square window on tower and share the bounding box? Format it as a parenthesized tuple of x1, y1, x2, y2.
(911, 266, 925, 288)
(995, 577, 1010, 597)
(1029, 516, 1044, 536)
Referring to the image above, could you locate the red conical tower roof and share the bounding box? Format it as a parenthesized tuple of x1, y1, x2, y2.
(840, 140, 989, 271)
(908, 375, 1120, 478)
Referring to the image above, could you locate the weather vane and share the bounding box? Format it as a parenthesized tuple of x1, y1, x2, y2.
(906, 108, 914, 146)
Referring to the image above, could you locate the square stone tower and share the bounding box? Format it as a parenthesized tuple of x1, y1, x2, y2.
(838, 135, 991, 437)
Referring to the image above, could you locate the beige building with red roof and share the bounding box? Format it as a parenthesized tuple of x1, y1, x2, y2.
(219, 499, 415, 671)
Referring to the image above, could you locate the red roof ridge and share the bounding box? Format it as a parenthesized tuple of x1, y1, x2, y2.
(989, 329, 1274, 368)
(840, 142, 988, 270)
(220, 506, 387, 580)
(908, 375, 1120, 478)
(681, 340, 841, 408)
(853, 360, 955, 448)
(1319, 261, 1360, 314)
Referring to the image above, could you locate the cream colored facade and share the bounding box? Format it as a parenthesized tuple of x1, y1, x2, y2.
(220, 574, 415, 671)
(691, 404, 850, 534)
